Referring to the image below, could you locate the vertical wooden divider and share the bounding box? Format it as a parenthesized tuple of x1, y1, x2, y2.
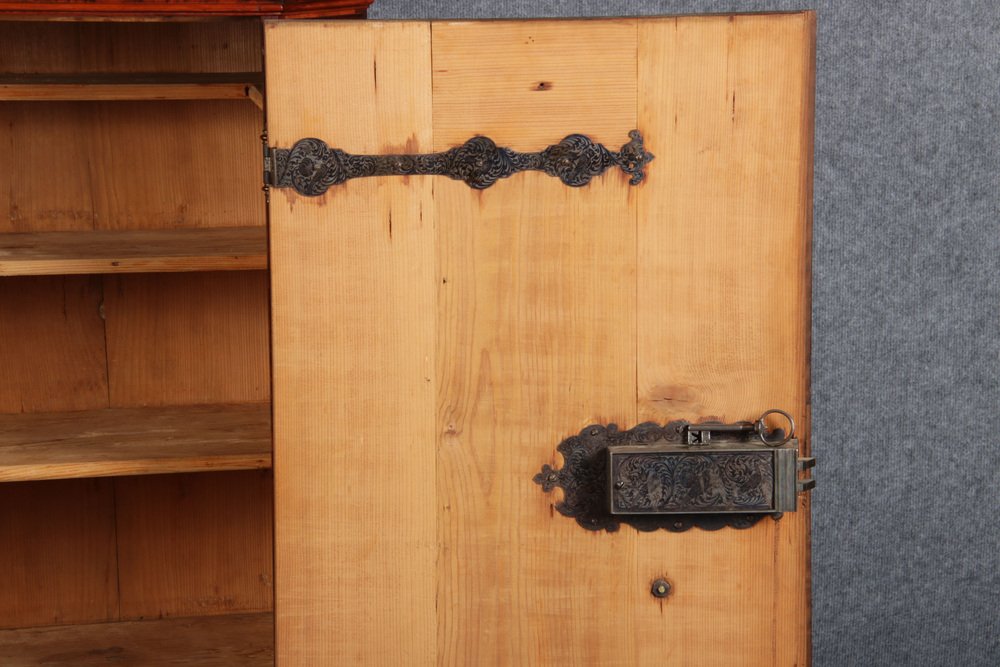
(636, 14, 814, 666)
(266, 21, 437, 665)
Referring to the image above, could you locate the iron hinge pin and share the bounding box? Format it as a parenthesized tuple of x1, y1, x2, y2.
(261, 132, 274, 187)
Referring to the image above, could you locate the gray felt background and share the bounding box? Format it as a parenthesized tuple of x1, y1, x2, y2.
(368, 1, 1000, 665)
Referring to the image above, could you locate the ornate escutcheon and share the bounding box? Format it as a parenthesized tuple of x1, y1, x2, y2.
(264, 130, 654, 195)
(533, 410, 815, 533)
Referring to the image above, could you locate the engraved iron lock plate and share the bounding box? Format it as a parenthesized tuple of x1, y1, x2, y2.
(533, 410, 815, 533)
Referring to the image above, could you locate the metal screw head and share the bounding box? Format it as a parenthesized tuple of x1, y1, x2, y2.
(651, 578, 672, 599)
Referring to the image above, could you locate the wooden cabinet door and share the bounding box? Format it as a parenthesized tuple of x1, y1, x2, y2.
(266, 14, 814, 666)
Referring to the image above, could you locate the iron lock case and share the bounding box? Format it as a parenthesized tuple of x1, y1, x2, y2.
(533, 411, 815, 533)
(608, 440, 805, 515)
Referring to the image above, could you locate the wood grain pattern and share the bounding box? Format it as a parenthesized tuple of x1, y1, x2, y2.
(431, 19, 637, 150)
(0, 404, 271, 481)
(89, 100, 264, 232)
(266, 20, 438, 666)
(0, 101, 263, 233)
(0, 276, 109, 413)
(0, 479, 118, 629)
(267, 15, 813, 666)
(432, 19, 640, 666)
(635, 14, 814, 666)
(115, 471, 274, 620)
(0, 612, 273, 666)
(0, 227, 267, 276)
(0, 15, 276, 642)
(0, 21, 264, 234)
(0, 103, 100, 233)
(0, 20, 261, 74)
(104, 271, 270, 407)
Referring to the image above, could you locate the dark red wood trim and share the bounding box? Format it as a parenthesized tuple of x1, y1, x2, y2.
(0, 0, 373, 17)
(280, 0, 370, 18)
(0, 2, 281, 16)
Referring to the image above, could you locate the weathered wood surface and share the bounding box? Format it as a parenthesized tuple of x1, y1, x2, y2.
(0, 227, 267, 276)
(0, 404, 271, 481)
(0, 613, 273, 666)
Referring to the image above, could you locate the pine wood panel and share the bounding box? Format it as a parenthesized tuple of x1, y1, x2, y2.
(268, 16, 813, 666)
(115, 471, 274, 620)
(88, 101, 263, 232)
(0, 276, 109, 413)
(0, 20, 264, 234)
(0, 104, 99, 233)
(635, 14, 814, 666)
(0, 479, 118, 629)
(0, 22, 263, 234)
(0, 612, 273, 667)
(0, 21, 262, 73)
(266, 20, 437, 665)
(104, 271, 270, 407)
(432, 20, 640, 666)
(0, 227, 267, 276)
(0, 101, 263, 233)
(0, 404, 271, 481)
(431, 19, 636, 149)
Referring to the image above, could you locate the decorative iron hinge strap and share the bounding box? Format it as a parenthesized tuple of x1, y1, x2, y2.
(264, 130, 653, 196)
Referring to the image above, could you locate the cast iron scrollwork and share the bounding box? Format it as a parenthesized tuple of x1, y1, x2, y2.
(265, 130, 654, 195)
(533, 421, 770, 533)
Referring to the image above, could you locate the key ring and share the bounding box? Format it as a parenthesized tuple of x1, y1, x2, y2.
(755, 408, 795, 446)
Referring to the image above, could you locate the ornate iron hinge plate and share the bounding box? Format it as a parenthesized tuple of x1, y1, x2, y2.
(264, 131, 653, 195)
(533, 411, 815, 533)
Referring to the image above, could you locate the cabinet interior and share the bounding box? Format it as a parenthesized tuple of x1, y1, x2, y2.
(0, 18, 274, 664)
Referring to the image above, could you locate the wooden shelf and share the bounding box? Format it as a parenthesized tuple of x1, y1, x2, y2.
(0, 72, 263, 103)
(0, 404, 271, 482)
(0, 612, 273, 667)
(0, 226, 267, 276)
